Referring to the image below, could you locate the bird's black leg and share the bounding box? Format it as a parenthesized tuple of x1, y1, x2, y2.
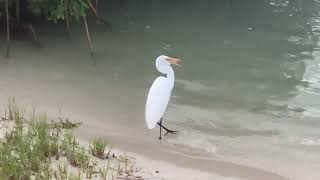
(159, 119, 162, 140)
(157, 118, 178, 136)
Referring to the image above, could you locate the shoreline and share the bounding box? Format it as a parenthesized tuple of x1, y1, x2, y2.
(76, 122, 291, 180)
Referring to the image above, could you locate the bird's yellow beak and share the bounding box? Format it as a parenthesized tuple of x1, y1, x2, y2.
(166, 57, 181, 66)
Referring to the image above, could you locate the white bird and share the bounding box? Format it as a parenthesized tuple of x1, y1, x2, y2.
(145, 55, 181, 139)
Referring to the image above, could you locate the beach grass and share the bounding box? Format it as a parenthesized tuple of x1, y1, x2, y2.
(0, 98, 141, 180)
(91, 137, 108, 159)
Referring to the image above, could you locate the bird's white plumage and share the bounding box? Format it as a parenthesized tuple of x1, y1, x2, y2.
(145, 77, 172, 129)
(145, 55, 178, 129)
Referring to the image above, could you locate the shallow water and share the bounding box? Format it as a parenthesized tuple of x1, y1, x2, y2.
(1, 0, 320, 179)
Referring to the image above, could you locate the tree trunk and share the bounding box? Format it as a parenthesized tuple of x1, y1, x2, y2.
(83, 14, 94, 57)
(86, 0, 111, 27)
(65, 0, 70, 35)
(5, 0, 10, 58)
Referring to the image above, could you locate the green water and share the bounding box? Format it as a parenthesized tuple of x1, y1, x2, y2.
(0, 0, 320, 179)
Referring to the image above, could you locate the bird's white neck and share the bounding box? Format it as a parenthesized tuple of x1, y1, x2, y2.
(165, 66, 175, 90)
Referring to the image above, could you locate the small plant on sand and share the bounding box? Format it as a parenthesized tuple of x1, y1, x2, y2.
(91, 137, 108, 159)
(85, 165, 95, 179)
(99, 159, 111, 180)
(60, 130, 89, 168)
(5, 98, 25, 121)
(117, 154, 131, 174)
(66, 146, 90, 168)
(99, 166, 109, 180)
(56, 164, 69, 179)
(77, 147, 90, 168)
(68, 173, 81, 180)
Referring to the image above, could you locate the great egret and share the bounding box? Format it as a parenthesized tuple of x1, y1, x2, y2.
(145, 55, 181, 140)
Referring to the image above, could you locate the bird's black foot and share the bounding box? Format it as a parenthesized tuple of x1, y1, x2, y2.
(157, 119, 178, 139)
(165, 129, 179, 135)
